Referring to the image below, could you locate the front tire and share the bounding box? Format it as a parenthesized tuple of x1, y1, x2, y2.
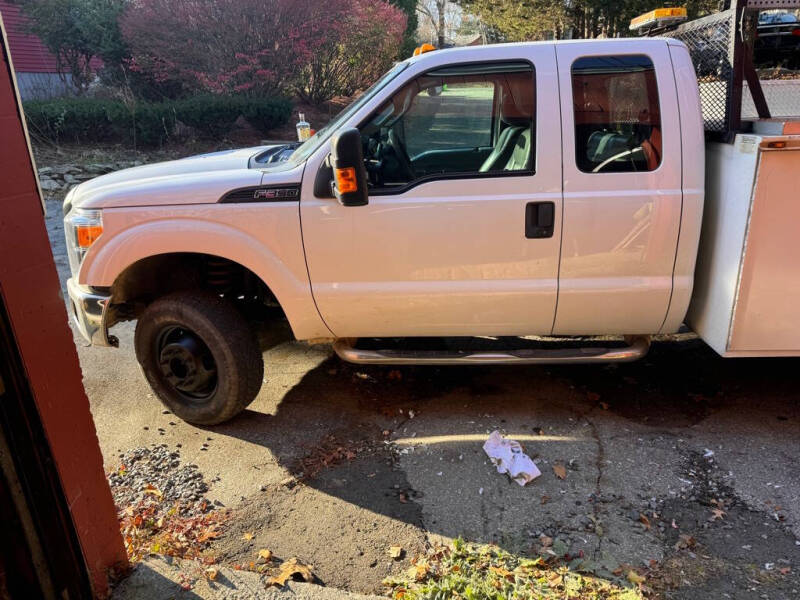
(134, 291, 263, 425)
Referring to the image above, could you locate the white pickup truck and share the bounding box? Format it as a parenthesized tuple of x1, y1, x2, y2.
(62, 35, 800, 425)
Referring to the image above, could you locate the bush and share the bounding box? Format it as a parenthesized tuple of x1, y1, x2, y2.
(121, 0, 407, 104)
(170, 96, 291, 139)
(23, 96, 292, 146)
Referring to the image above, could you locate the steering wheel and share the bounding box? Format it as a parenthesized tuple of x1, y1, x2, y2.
(591, 146, 644, 173)
(386, 128, 415, 182)
(363, 136, 385, 187)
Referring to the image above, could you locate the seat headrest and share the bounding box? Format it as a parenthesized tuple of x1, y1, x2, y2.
(499, 72, 535, 127)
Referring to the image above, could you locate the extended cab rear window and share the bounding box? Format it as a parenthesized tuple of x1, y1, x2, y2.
(571, 54, 662, 173)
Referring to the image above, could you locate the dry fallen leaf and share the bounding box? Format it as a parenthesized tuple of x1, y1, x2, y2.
(673, 534, 696, 551)
(490, 565, 514, 581)
(406, 562, 430, 581)
(599, 402, 610, 410)
(242, 532, 254, 541)
(709, 508, 726, 522)
(639, 514, 651, 530)
(196, 525, 221, 543)
(627, 570, 646, 585)
(388, 546, 404, 559)
(587, 392, 600, 402)
(143, 484, 163, 499)
(540, 494, 551, 505)
(552, 464, 567, 480)
(258, 549, 273, 561)
(267, 558, 313, 587)
(204, 567, 218, 581)
(539, 535, 553, 548)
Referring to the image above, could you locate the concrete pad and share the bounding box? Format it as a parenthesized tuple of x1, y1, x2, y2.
(112, 556, 383, 600)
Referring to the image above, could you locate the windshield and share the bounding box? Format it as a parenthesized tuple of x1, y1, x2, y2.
(286, 61, 409, 166)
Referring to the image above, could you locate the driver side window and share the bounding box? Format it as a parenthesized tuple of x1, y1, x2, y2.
(404, 81, 494, 158)
(359, 61, 536, 192)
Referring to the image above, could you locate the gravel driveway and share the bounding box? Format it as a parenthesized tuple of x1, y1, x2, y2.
(43, 159, 800, 599)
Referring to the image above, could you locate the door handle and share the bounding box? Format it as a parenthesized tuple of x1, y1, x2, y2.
(525, 202, 555, 239)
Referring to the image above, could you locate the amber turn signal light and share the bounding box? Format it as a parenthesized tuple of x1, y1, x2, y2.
(76, 224, 103, 248)
(413, 43, 436, 56)
(335, 167, 358, 194)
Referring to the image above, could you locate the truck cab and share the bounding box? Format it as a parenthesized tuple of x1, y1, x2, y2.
(297, 39, 702, 340)
(63, 38, 706, 424)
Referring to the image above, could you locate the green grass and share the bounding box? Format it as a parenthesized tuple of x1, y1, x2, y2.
(383, 538, 646, 600)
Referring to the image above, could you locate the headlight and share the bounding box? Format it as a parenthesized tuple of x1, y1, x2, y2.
(65, 208, 103, 276)
(62, 186, 76, 216)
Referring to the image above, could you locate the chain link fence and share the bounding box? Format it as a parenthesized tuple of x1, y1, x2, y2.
(663, 9, 737, 134)
(663, 8, 800, 135)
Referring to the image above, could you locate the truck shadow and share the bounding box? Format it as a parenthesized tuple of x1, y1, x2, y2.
(210, 336, 800, 557)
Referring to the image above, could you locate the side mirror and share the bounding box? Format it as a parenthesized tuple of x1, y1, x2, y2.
(330, 128, 368, 207)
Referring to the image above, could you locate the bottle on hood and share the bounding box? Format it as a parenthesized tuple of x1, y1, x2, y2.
(296, 113, 311, 142)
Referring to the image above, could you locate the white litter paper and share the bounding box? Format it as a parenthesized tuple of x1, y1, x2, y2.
(483, 430, 541, 486)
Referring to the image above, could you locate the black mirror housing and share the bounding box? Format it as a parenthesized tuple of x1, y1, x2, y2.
(330, 128, 368, 207)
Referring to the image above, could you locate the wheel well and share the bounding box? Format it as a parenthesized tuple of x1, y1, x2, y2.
(108, 253, 282, 326)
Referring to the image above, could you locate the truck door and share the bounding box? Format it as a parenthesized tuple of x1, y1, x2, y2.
(300, 47, 563, 338)
(553, 42, 682, 334)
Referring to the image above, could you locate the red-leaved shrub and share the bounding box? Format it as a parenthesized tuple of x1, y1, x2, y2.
(121, 0, 406, 103)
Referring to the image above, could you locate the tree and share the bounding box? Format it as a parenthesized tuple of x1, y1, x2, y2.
(458, 0, 716, 41)
(417, 0, 462, 47)
(389, 0, 419, 57)
(122, 0, 312, 97)
(18, 0, 128, 94)
(122, 0, 406, 104)
(299, 0, 406, 104)
(460, 0, 569, 40)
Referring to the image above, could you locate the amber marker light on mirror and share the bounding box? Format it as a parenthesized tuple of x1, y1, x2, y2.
(335, 167, 358, 194)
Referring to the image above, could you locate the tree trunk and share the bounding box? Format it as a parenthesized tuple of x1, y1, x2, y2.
(437, 0, 446, 47)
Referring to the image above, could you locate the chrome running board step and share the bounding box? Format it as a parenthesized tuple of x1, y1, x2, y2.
(333, 336, 650, 366)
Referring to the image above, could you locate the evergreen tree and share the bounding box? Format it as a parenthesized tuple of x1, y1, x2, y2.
(389, 0, 419, 57)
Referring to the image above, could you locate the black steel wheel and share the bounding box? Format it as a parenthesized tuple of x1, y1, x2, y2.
(135, 291, 263, 425)
(155, 326, 218, 401)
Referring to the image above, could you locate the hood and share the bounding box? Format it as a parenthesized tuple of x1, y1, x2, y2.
(66, 146, 294, 211)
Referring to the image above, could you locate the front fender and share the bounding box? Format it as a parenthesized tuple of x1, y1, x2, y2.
(79, 205, 331, 340)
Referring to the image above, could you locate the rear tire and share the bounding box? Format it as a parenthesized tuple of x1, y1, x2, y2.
(134, 291, 263, 425)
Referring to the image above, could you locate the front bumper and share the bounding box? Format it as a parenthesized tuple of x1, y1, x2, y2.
(66, 278, 117, 347)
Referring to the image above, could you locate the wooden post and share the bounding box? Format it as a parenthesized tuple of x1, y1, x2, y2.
(0, 15, 128, 598)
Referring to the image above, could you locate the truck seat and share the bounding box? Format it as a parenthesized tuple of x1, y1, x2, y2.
(480, 72, 534, 172)
(479, 125, 525, 171)
(503, 128, 532, 171)
(641, 126, 662, 171)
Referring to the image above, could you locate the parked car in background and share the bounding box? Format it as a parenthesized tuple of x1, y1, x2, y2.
(755, 10, 800, 68)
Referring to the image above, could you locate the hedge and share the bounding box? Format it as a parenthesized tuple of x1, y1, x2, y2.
(23, 95, 292, 146)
